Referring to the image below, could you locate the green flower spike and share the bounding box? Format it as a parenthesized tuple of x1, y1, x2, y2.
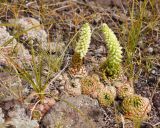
(100, 23, 123, 78)
(121, 94, 151, 121)
(75, 23, 91, 59)
(69, 23, 91, 75)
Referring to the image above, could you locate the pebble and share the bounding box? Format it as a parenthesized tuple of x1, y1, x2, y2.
(151, 70, 156, 75)
(58, 75, 63, 81)
(51, 90, 59, 96)
(148, 47, 154, 53)
(96, 45, 105, 54)
(59, 80, 65, 85)
(59, 85, 64, 90)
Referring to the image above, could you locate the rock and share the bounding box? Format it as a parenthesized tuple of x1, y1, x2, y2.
(41, 95, 107, 128)
(0, 22, 17, 66)
(8, 18, 65, 54)
(7, 104, 39, 128)
(9, 18, 48, 50)
(0, 73, 23, 101)
(66, 78, 82, 96)
(0, 72, 31, 101)
(0, 21, 31, 67)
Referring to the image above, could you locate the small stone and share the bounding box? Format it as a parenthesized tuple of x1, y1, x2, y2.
(95, 45, 105, 54)
(151, 70, 156, 75)
(138, 40, 144, 48)
(59, 80, 65, 85)
(58, 75, 63, 81)
(59, 85, 64, 90)
(148, 47, 153, 53)
(48, 99, 55, 107)
(38, 104, 44, 112)
(51, 90, 59, 96)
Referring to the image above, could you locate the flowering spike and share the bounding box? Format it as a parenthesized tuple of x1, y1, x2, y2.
(100, 23, 123, 77)
(75, 23, 91, 59)
(69, 23, 91, 76)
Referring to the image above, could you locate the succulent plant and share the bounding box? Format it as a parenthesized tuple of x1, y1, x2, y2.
(80, 75, 103, 97)
(69, 23, 91, 76)
(121, 94, 151, 121)
(113, 81, 134, 99)
(69, 53, 86, 77)
(97, 86, 116, 106)
(100, 23, 122, 78)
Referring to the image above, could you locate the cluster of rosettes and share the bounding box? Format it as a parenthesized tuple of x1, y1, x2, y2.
(80, 74, 117, 106)
(69, 23, 151, 122)
(101, 23, 122, 77)
(121, 94, 151, 121)
(74, 23, 91, 59)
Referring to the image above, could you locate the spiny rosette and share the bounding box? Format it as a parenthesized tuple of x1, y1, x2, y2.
(113, 81, 134, 99)
(97, 86, 116, 107)
(74, 23, 91, 59)
(121, 94, 151, 121)
(68, 53, 87, 78)
(80, 75, 103, 98)
(100, 23, 122, 77)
